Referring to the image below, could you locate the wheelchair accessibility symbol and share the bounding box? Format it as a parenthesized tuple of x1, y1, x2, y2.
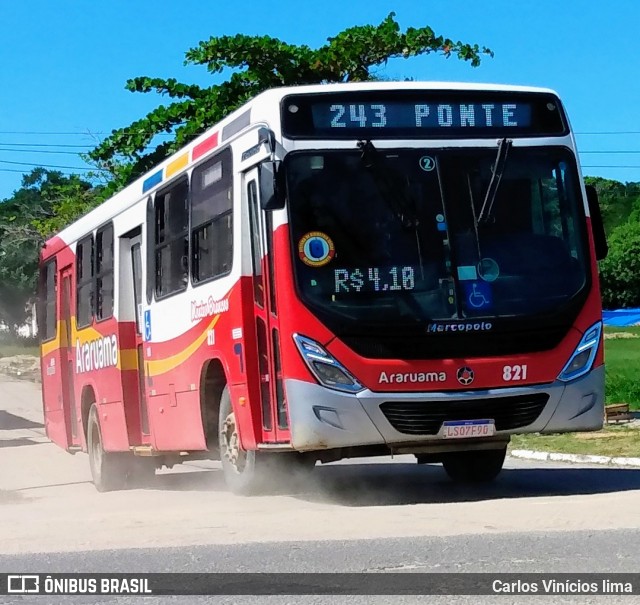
(464, 281, 493, 310)
(419, 156, 435, 171)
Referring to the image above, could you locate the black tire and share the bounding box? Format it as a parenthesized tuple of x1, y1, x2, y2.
(442, 447, 506, 483)
(218, 386, 271, 495)
(87, 405, 127, 492)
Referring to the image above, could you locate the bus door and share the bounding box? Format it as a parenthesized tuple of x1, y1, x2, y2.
(59, 265, 78, 447)
(130, 234, 150, 437)
(245, 168, 289, 443)
(117, 229, 150, 444)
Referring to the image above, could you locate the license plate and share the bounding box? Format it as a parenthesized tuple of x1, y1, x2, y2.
(440, 419, 495, 439)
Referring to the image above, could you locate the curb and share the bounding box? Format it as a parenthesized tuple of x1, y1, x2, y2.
(510, 449, 640, 468)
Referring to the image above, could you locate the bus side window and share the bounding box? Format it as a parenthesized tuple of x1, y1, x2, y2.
(40, 260, 57, 342)
(191, 147, 233, 284)
(154, 177, 189, 298)
(96, 223, 114, 321)
(76, 235, 94, 328)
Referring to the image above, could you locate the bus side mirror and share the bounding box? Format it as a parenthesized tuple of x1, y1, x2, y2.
(585, 185, 608, 260)
(258, 127, 276, 155)
(258, 160, 284, 211)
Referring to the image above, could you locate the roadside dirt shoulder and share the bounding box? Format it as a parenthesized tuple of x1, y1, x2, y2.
(0, 355, 41, 382)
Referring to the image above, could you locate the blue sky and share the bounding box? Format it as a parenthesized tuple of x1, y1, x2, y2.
(1, 0, 639, 200)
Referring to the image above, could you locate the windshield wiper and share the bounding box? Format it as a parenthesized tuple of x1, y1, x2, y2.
(477, 138, 513, 225)
(357, 139, 428, 289)
(358, 140, 418, 229)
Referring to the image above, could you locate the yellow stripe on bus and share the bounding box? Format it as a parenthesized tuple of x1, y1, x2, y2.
(165, 153, 189, 178)
(146, 315, 221, 377)
(40, 320, 138, 372)
(41, 319, 71, 357)
(41, 334, 61, 358)
(119, 348, 139, 372)
(41, 314, 221, 377)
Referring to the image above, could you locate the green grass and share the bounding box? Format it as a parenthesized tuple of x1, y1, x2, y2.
(0, 344, 39, 358)
(511, 424, 640, 458)
(604, 326, 640, 410)
(0, 335, 40, 358)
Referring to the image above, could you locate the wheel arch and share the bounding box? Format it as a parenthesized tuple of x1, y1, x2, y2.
(199, 358, 228, 451)
(80, 384, 97, 446)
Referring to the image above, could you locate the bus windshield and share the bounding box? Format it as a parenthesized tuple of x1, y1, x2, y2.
(286, 147, 588, 329)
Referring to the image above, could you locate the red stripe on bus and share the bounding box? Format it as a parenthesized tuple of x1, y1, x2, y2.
(192, 132, 219, 160)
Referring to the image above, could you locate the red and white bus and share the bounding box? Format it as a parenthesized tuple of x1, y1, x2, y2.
(38, 82, 608, 493)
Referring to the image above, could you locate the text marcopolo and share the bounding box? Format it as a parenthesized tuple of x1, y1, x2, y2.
(427, 321, 493, 333)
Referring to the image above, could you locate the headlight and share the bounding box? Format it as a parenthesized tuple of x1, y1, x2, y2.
(293, 334, 364, 393)
(557, 321, 602, 382)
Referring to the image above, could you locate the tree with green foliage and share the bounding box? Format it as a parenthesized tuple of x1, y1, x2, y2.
(585, 176, 640, 236)
(583, 176, 640, 308)
(0, 169, 98, 333)
(89, 12, 493, 192)
(599, 219, 640, 309)
(30, 172, 101, 238)
(0, 169, 52, 333)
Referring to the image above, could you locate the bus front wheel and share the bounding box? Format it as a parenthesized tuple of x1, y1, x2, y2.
(442, 447, 507, 483)
(218, 386, 271, 495)
(87, 405, 127, 492)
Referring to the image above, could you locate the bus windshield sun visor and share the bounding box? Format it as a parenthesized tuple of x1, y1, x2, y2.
(477, 138, 513, 225)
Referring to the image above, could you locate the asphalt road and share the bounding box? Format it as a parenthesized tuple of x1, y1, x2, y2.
(1, 532, 640, 604)
(2, 377, 640, 604)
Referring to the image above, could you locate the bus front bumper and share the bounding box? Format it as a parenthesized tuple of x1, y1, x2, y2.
(285, 365, 605, 452)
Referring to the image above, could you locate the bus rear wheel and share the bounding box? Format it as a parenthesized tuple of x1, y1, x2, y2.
(87, 405, 127, 492)
(442, 447, 507, 483)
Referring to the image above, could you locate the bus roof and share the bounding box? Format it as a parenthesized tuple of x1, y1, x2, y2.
(42, 81, 560, 255)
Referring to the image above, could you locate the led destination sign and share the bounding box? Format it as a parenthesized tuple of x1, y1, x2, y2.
(317, 102, 530, 131)
(282, 91, 567, 138)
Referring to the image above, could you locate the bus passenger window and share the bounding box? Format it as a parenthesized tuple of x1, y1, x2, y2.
(76, 236, 94, 328)
(192, 214, 232, 282)
(154, 177, 189, 298)
(40, 260, 57, 341)
(96, 223, 114, 320)
(191, 148, 233, 283)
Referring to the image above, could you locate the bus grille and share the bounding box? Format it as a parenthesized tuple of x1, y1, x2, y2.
(379, 393, 549, 435)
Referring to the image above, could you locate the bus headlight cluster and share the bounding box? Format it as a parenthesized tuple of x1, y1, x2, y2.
(293, 334, 364, 393)
(557, 321, 602, 382)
